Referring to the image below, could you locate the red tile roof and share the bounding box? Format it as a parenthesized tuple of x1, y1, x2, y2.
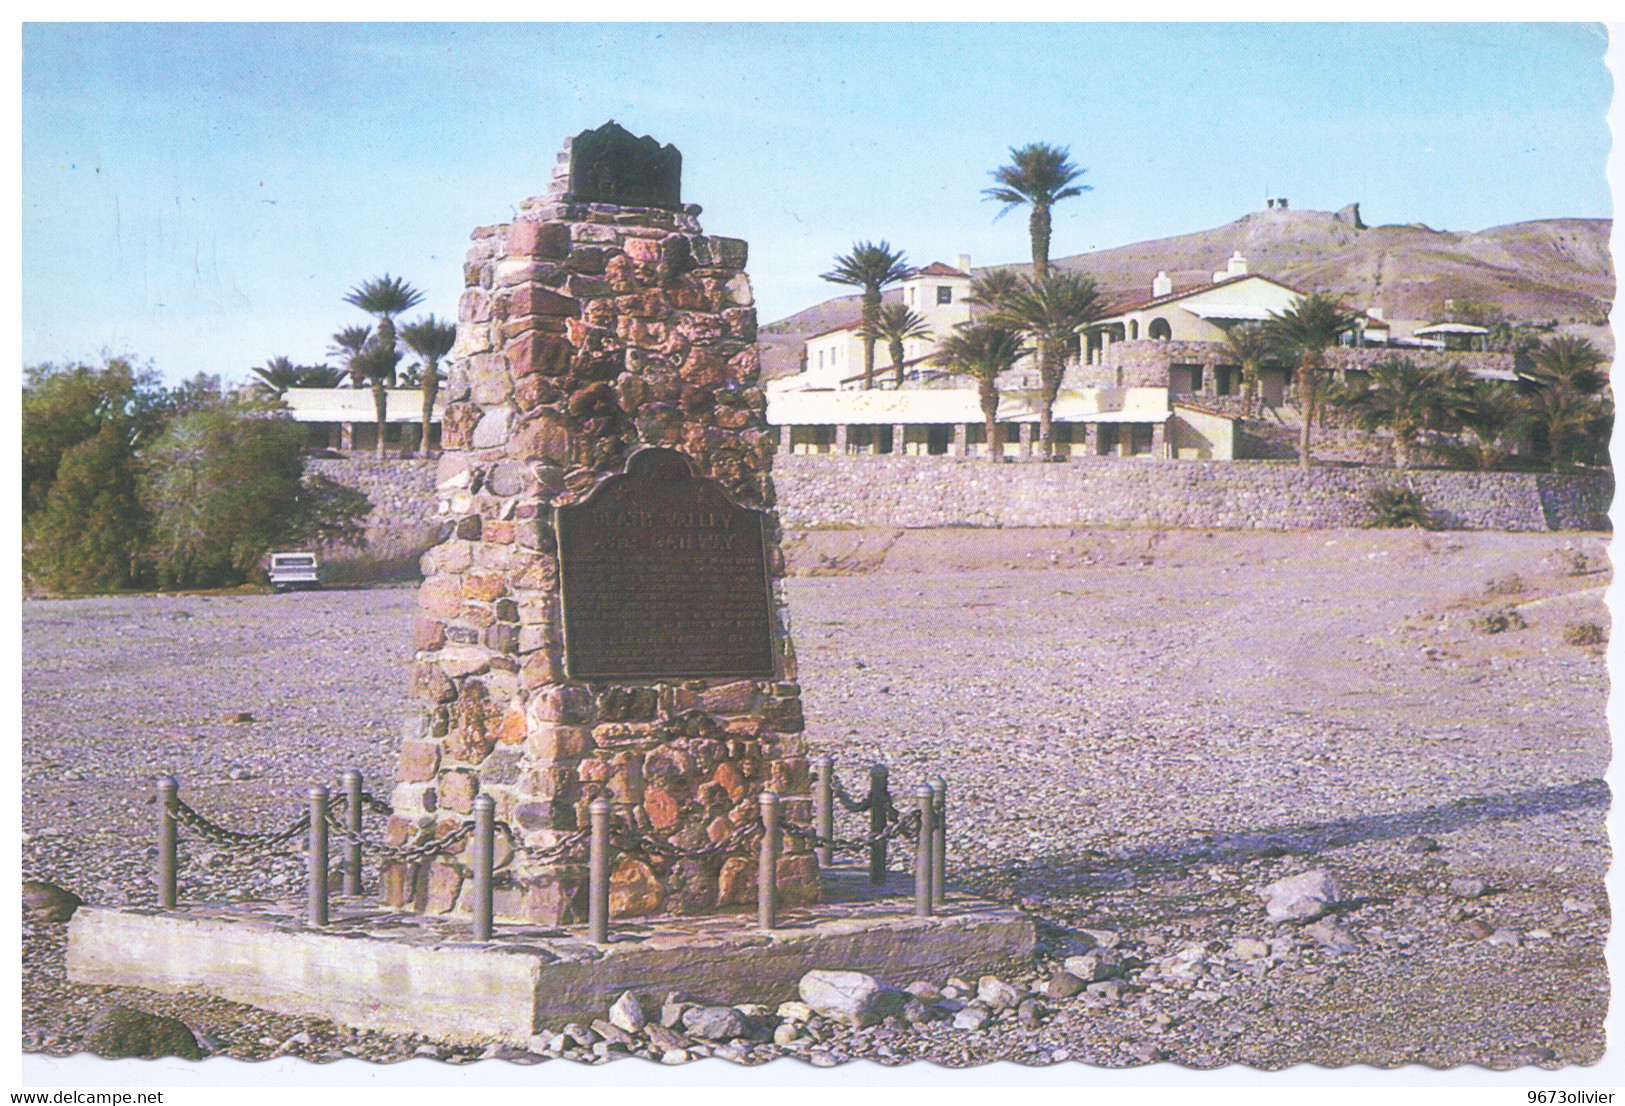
(911, 262, 969, 277)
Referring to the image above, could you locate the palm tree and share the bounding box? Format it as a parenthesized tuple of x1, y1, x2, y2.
(1331, 358, 1463, 471)
(400, 315, 458, 458)
(330, 325, 373, 386)
(931, 323, 1028, 462)
(348, 341, 402, 460)
(821, 242, 910, 388)
(251, 356, 302, 396)
(966, 269, 1022, 318)
(983, 143, 1090, 277)
(1435, 375, 1528, 472)
(859, 305, 932, 388)
(292, 364, 347, 389)
(1527, 336, 1609, 396)
(343, 275, 425, 387)
(1262, 293, 1360, 468)
(972, 271, 1102, 458)
(1527, 386, 1613, 471)
(1217, 322, 1276, 417)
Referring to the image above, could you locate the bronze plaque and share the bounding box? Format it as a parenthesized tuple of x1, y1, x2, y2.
(564, 121, 684, 211)
(556, 448, 775, 680)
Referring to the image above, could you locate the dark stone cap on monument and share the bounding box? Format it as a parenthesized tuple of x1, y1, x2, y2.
(555, 448, 776, 680)
(562, 121, 688, 212)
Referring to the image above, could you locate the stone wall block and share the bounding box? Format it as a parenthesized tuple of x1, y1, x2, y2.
(528, 682, 593, 724)
(468, 357, 514, 407)
(507, 219, 570, 259)
(525, 724, 593, 765)
(437, 646, 491, 679)
(507, 331, 573, 379)
(723, 272, 754, 307)
(437, 769, 480, 815)
(505, 284, 580, 319)
(458, 288, 493, 324)
(707, 236, 749, 268)
(472, 406, 516, 450)
(440, 404, 480, 451)
(396, 740, 441, 783)
(418, 578, 463, 619)
(425, 863, 464, 914)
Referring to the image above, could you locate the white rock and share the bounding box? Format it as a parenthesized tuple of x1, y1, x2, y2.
(1260, 869, 1341, 921)
(607, 990, 645, 1034)
(775, 1000, 813, 1022)
(799, 969, 906, 1029)
(951, 1004, 990, 1030)
(1304, 919, 1359, 952)
(976, 975, 1021, 1010)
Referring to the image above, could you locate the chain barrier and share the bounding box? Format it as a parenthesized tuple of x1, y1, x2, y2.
(169, 797, 310, 852)
(781, 808, 920, 853)
(830, 774, 872, 814)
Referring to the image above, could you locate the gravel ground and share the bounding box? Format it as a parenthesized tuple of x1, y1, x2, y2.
(20, 526, 1613, 1073)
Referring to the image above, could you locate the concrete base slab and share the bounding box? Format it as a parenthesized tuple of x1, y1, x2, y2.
(66, 868, 1034, 1047)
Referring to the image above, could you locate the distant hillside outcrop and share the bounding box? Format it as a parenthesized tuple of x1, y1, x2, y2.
(760, 208, 1614, 380)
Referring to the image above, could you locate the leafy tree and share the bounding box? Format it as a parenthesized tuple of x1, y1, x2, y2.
(400, 315, 458, 457)
(142, 406, 371, 588)
(859, 305, 932, 388)
(971, 271, 1102, 458)
(931, 323, 1028, 462)
(1526, 336, 1608, 396)
(1263, 293, 1360, 468)
(1331, 358, 1465, 471)
(23, 423, 147, 592)
(821, 241, 910, 388)
(982, 143, 1090, 277)
(1217, 322, 1276, 417)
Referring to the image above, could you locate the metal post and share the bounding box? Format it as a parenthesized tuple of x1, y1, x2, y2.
(308, 786, 329, 927)
(814, 754, 833, 869)
(758, 790, 780, 931)
(343, 769, 363, 897)
(930, 775, 947, 911)
(915, 784, 934, 917)
(157, 775, 178, 909)
(472, 794, 494, 942)
(588, 797, 611, 944)
(868, 763, 889, 886)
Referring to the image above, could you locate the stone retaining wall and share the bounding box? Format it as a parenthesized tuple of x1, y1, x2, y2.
(308, 457, 442, 559)
(770, 456, 1613, 532)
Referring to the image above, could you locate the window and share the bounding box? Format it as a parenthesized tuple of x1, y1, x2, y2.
(1148, 317, 1171, 341)
(937, 286, 953, 305)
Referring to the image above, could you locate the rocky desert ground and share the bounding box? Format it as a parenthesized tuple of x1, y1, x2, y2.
(19, 525, 1613, 1076)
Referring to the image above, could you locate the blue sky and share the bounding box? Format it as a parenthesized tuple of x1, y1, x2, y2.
(21, 23, 1615, 387)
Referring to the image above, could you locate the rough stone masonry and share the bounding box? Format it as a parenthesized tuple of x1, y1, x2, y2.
(385, 123, 816, 925)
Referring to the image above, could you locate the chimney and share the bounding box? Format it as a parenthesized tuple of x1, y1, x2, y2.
(957, 253, 972, 276)
(1214, 252, 1248, 283)
(1152, 271, 1172, 297)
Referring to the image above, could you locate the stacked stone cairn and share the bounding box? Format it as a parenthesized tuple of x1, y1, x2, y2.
(384, 125, 817, 925)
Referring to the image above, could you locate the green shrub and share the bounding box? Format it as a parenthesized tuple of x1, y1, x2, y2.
(1484, 574, 1526, 596)
(1367, 484, 1434, 529)
(1563, 621, 1607, 646)
(1470, 604, 1526, 635)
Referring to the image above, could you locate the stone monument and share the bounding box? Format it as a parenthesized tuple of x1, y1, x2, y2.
(384, 122, 816, 925)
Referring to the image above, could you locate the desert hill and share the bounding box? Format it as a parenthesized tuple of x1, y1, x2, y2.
(759, 206, 1614, 380)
